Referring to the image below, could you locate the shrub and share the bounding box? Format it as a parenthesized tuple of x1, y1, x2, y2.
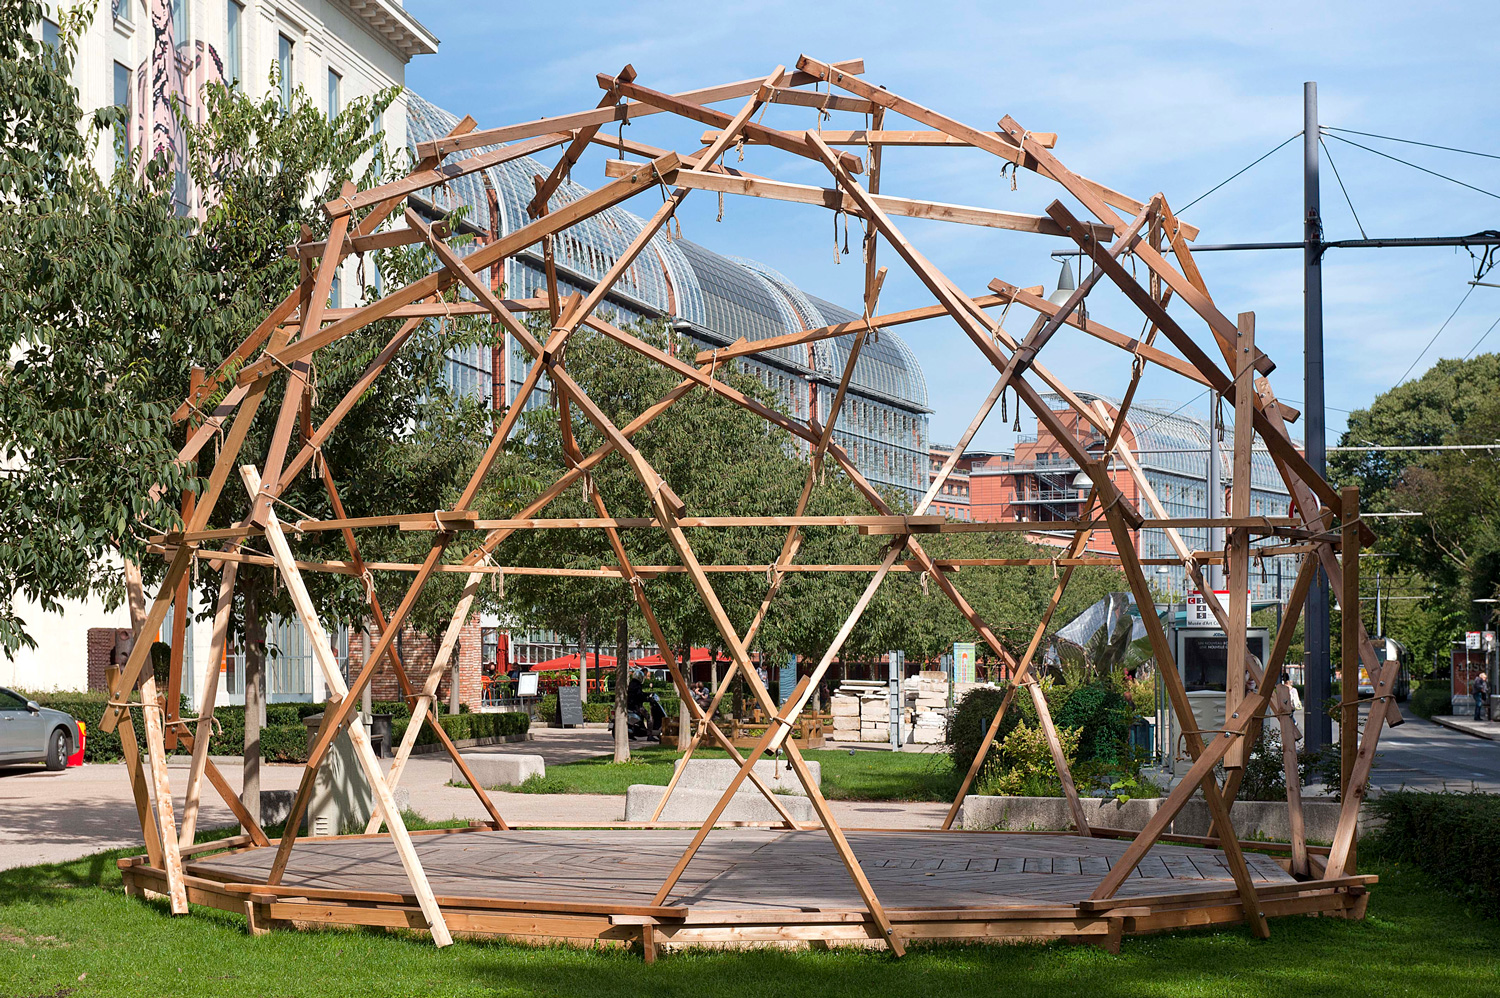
(947, 684, 1045, 777)
(974, 721, 1081, 797)
(391, 710, 528, 748)
(1366, 790, 1500, 916)
(1053, 682, 1132, 769)
(1411, 683, 1452, 720)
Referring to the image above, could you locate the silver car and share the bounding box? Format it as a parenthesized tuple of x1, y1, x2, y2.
(0, 687, 81, 770)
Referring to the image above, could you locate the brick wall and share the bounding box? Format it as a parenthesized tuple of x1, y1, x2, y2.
(86, 628, 117, 692)
(345, 614, 484, 709)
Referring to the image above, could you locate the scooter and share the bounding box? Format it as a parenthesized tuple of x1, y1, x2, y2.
(608, 692, 664, 741)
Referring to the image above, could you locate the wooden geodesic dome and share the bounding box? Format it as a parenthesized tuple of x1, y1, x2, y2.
(108, 57, 1389, 957)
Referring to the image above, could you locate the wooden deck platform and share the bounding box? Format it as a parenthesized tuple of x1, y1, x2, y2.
(119, 827, 1373, 956)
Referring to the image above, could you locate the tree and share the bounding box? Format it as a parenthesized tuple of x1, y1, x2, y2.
(1332, 354, 1500, 652)
(0, 3, 213, 653)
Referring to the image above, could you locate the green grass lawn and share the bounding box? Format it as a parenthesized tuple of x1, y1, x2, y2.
(469, 743, 960, 801)
(2, 840, 1498, 998)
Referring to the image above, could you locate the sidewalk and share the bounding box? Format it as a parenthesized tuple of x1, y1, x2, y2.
(1429, 713, 1500, 741)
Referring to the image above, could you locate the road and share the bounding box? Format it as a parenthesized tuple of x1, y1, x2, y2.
(1366, 706, 1500, 793)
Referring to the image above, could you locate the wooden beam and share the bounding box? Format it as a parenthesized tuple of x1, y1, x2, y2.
(1224, 313, 1257, 769)
(700, 127, 1059, 148)
(324, 132, 571, 219)
(603, 74, 865, 174)
(415, 60, 867, 159)
(602, 160, 1114, 238)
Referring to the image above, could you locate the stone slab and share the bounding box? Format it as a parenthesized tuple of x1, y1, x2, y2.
(454, 752, 546, 789)
(669, 757, 819, 793)
(624, 784, 815, 823)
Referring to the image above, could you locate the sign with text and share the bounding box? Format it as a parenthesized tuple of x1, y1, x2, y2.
(1466, 631, 1482, 650)
(557, 684, 584, 727)
(1185, 589, 1252, 629)
(516, 672, 539, 698)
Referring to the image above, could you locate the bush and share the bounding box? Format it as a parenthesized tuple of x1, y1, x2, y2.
(974, 722, 1081, 797)
(1411, 683, 1452, 720)
(1053, 682, 1132, 769)
(948, 684, 1042, 777)
(1366, 791, 1500, 916)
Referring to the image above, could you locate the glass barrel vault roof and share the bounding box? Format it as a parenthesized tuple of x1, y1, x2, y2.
(405, 94, 928, 416)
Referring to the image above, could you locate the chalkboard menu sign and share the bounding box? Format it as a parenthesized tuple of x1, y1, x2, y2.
(557, 684, 584, 727)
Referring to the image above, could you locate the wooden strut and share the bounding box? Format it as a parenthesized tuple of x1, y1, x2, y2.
(240, 465, 454, 946)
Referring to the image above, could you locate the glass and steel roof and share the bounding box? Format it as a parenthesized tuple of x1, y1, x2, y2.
(404, 94, 929, 416)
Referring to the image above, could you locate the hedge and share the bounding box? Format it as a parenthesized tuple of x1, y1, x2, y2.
(24, 691, 523, 763)
(1366, 790, 1500, 916)
(392, 710, 529, 748)
(1411, 683, 1452, 720)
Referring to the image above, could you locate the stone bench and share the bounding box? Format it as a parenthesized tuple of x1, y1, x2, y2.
(624, 784, 815, 823)
(666, 757, 819, 794)
(453, 752, 546, 788)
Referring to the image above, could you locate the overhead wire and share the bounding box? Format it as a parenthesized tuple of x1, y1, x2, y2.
(1396, 283, 1476, 385)
(1322, 125, 1500, 162)
(1177, 132, 1302, 215)
(1462, 312, 1500, 360)
(1321, 131, 1500, 202)
(1319, 137, 1368, 239)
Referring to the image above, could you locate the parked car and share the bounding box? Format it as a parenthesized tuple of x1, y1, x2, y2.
(0, 687, 81, 770)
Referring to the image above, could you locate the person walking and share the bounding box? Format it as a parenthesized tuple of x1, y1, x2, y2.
(1474, 672, 1491, 722)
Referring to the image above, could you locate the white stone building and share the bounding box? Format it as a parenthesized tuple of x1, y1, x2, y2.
(2, 1, 437, 696)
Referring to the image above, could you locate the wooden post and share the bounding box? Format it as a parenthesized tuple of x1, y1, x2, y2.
(179, 560, 237, 847)
(241, 583, 263, 830)
(1272, 683, 1310, 877)
(1340, 485, 1361, 873)
(1224, 313, 1257, 769)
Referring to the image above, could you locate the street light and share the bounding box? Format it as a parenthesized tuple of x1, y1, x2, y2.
(1047, 260, 1076, 306)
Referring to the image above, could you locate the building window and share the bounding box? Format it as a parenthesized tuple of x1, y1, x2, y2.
(226, 2, 242, 87)
(327, 68, 341, 121)
(171, 0, 187, 42)
(277, 33, 294, 108)
(41, 15, 59, 47)
(111, 61, 131, 171)
(114, 0, 133, 25)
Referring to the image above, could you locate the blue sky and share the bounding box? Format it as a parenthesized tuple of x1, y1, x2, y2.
(404, 0, 1500, 451)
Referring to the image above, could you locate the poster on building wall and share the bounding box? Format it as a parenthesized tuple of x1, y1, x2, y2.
(1185, 590, 1252, 628)
(952, 642, 976, 684)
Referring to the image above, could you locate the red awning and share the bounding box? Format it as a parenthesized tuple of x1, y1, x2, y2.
(528, 652, 617, 673)
(629, 647, 729, 668)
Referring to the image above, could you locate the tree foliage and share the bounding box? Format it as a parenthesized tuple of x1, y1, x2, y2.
(1332, 354, 1500, 652)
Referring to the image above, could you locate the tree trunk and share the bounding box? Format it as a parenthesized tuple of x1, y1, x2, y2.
(576, 620, 587, 695)
(241, 583, 265, 831)
(593, 632, 602, 697)
(678, 642, 693, 749)
(613, 615, 630, 762)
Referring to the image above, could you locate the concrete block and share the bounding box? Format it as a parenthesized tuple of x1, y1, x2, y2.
(1171, 798, 1346, 843)
(830, 696, 859, 716)
(910, 725, 945, 744)
(860, 700, 889, 720)
(959, 794, 1355, 842)
(861, 727, 890, 743)
(625, 785, 815, 823)
(832, 716, 860, 731)
(668, 757, 818, 793)
(455, 752, 546, 788)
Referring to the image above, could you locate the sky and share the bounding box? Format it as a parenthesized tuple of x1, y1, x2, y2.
(402, 0, 1500, 453)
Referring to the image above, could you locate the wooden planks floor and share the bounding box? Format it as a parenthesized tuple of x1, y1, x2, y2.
(189, 829, 1294, 912)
